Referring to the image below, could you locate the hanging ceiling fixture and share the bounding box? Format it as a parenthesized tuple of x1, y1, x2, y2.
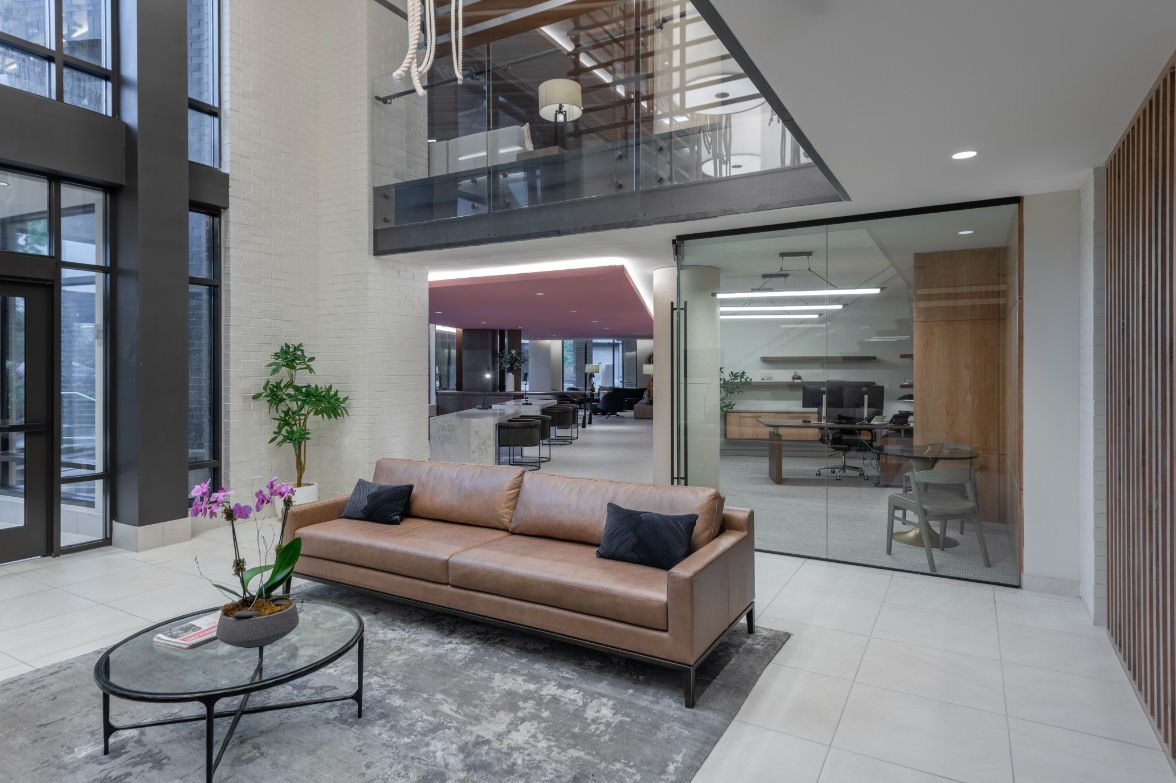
(394, 0, 462, 97)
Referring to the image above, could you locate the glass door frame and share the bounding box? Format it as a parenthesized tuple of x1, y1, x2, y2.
(0, 170, 112, 561)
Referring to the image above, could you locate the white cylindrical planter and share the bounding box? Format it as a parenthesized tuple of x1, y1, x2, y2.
(292, 483, 318, 505)
(653, 265, 721, 491)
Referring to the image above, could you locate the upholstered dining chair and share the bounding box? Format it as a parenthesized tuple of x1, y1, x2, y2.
(886, 467, 991, 573)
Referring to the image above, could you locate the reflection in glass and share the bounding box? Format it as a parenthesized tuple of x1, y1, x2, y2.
(188, 211, 217, 278)
(61, 270, 104, 477)
(188, 109, 218, 166)
(188, 285, 215, 464)
(61, 479, 105, 545)
(0, 295, 26, 531)
(63, 67, 108, 114)
(189, 467, 214, 496)
(434, 327, 456, 390)
(686, 205, 1021, 586)
(62, 0, 106, 65)
(187, 0, 216, 104)
(0, 0, 49, 46)
(0, 168, 49, 255)
(61, 184, 105, 265)
(0, 44, 50, 99)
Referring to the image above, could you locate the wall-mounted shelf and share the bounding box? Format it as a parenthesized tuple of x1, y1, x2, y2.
(899, 383, 914, 389)
(900, 354, 914, 359)
(760, 356, 878, 364)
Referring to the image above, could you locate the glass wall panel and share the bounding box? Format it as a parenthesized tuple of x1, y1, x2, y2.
(0, 0, 49, 46)
(60, 478, 104, 545)
(61, 268, 105, 477)
(61, 183, 105, 264)
(679, 203, 1021, 585)
(62, 0, 106, 65)
(0, 294, 26, 532)
(0, 44, 50, 99)
(63, 66, 107, 114)
(188, 108, 218, 166)
(186, 0, 216, 104)
(188, 284, 214, 464)
(0, 169, 49, 255)
(434, 326, 457, 390)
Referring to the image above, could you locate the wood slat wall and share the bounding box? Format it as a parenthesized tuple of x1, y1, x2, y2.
(1105, 54, 1176, 761)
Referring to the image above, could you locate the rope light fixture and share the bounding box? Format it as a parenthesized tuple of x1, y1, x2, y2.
(393, 0, 463, 97)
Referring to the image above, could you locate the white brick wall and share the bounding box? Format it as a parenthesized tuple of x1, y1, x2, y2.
(220, 0, 429, 505)
(1078, 168, 1107, 626)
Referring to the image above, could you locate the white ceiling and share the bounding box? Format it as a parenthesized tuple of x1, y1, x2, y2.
(404, 0, 1176, 297)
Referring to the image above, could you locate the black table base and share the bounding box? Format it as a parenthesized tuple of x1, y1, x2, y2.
(101, 638, 364, 783)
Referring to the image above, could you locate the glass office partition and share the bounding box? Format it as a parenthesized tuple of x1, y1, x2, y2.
(373, 0, 820, 228)
(678, 203, 1022, 585)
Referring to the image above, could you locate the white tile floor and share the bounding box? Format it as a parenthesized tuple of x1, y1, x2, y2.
(693, 552, 1176, 783)
(0, 501, 1171, 781)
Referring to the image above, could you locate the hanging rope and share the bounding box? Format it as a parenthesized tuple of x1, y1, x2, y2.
(452, 0, 463, 84)
(393, 0, 445, 97)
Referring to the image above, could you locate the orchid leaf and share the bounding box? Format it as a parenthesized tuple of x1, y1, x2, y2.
(213, 583, 242, 599)
(260, 537, 301, 598)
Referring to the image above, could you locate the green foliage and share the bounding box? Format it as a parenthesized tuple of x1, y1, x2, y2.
(259, 537, 302, 599)
(252, 343, 349, 487)
(498, 348, 525, 374)
(719, 367, 753, 414)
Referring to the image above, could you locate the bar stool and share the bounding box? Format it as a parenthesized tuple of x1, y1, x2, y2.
(497, 419, 541, 470)
(546, 405, 577, 445)
(513, 413, 552, 462)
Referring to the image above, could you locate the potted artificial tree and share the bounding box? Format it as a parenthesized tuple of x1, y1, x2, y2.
(499, 348, 525, 392)
(253, 343, 350, 504)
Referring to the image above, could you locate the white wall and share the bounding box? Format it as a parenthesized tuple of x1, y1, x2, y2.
(1022, 191, 1082, 592)
(222, 0, 429, 511)
(1078, 169, 1107, 624)
(527, 340, 553, 392)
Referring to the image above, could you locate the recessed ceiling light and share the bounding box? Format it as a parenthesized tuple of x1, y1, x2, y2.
(570, 310, 577, 313)
(952, 150, 977, 160)
(481, 321, 487, 324)
(535, 292, 544, 295)
(428, 139, 437, 143)
(435, 311, 442, 313)
(717, 288, 881, 299)
(592, 320, 598, 323)
(958, 230, 974, 235)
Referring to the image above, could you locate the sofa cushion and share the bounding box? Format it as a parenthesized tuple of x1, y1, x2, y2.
(372, 459, 525, 530)
(298, 517, 510, 583)
(596, 503, 697, 570)
(341, 479, 413, 525)
(509, 473, 723, 551)
(449, 535, 669, 630)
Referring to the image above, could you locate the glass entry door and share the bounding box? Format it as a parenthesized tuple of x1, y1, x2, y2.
(0, 282, 51, 564)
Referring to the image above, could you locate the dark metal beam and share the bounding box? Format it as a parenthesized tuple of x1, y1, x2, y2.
(0, 88, 126, 187)
(189, 161, 230, 210)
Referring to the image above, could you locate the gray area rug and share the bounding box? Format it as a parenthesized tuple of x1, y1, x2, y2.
(0, 584, 787, 783)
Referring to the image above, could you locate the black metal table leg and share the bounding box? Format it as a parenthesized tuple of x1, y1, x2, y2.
(355, 636, 364, 718)
(204, 700, 215, 783)
(102, 692, 111, 755)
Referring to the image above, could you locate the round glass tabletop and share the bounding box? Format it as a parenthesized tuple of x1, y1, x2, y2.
(94, 599, 362, 701)
(881, 444, 977, 460)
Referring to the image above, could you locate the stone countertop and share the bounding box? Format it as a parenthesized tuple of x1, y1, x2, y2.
(430, 400, 560, 465)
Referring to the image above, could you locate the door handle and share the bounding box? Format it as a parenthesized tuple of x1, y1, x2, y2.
(0, 423, 46, 433)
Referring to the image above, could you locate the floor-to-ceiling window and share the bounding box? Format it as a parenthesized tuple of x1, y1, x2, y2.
(187, 0, 218, 166)
(0, 0, 114, 115)
(187, 210, 219, 494)
(675, 202, 1022, 585)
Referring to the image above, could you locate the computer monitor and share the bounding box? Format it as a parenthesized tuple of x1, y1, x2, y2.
(801, 384, 825, 409)
(841, 384, 885, 418)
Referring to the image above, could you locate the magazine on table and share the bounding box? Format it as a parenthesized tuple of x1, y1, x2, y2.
(153, 612, 220, 649)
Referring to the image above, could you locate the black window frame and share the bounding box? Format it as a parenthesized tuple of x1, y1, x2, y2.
(187, 207, 220, 497)
(0, 0, 119, 116)
(187, 0, 220, 167)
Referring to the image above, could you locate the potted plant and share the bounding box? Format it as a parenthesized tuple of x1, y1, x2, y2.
(498, 348, 525, 392)
(191, 478, 302, 648)
(720, 367, 753, 439)
(253, 343, 350, 504)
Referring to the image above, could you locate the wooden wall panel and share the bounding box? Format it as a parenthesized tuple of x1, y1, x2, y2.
(1105, 54, 1176, 761)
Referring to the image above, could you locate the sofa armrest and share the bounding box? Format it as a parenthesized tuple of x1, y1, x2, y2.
(667, 525, 756, 663)
(721, 506, 754, 536)
(282, 495, 348, 545)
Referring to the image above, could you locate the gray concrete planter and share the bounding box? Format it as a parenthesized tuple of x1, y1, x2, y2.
(217, 600, 299, 648)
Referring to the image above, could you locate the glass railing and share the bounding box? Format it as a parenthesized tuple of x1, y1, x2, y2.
(373, 0, 823, 229)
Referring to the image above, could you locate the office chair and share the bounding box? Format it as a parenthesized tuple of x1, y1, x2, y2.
(592, 388, 626, 418)
(816, 425, 873, 480)
(886, 467, 991, 572)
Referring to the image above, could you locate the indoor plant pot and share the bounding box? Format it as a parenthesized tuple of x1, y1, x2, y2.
(217, 601, 299, 648)
(292, 482, 318, 504)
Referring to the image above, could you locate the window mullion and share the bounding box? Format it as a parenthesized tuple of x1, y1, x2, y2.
(54, 0, 64, 100)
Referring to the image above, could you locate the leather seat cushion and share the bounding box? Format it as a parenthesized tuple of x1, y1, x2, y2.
(509, 472, 724, 552)
(298, 517, 510, 583)
(372, 458, 525, 530)
(449, 535, 669, 630)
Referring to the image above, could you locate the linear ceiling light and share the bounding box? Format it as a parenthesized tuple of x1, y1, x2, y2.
(720, 305, 842, 312)
(435, 325, 457, 332)
(716, 288, 881, 299)
(429, 257, 627, 281)
(720, 314, 820, 320)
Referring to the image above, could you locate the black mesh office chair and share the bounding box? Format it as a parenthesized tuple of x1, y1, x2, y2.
(817, 420, 873, 481)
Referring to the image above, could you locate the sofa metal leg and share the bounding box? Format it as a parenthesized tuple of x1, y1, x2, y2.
(682, 667, 695, 709)
(746, 605, 755, 634)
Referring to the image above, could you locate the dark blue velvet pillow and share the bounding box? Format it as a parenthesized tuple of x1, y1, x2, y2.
(596, 502, 697, 570)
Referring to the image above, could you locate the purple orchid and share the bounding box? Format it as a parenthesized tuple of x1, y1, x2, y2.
(231, 503, 252, 520)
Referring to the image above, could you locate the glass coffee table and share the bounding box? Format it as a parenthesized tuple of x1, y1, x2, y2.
(93, 599, 363, 783)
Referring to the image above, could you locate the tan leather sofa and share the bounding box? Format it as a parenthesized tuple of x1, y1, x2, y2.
(284, 458, 756, 707)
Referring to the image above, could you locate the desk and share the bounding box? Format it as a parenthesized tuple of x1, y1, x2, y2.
(757, 419, 914, 485)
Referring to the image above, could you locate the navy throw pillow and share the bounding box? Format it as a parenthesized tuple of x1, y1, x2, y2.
(341, 480, 413, 525)
(596, 502, 697, 570)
